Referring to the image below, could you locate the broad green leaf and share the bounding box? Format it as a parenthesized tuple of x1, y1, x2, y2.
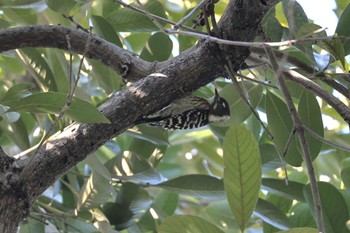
(157, 215, 224, 233)
(219, 83, 263, 125)
(62, 217, 99, 232)
(19, 218, 45, 233)
(107, 1, 167, 32)
(7, 92, 110, 124)
(260, 143, 281, 171)
(255, 198, 292, 230)
(204, 200, 240, 231)
(2, 8, 37, 25)
(1, 82, 33, 104)
(106, 151, 164, 185)
(262, 178, 305, 202)
(304, 182, 350, 233)
(91, 15, 122, 47)
(298, 90, 323, 161)
(275, 228, 318, 233)
(289, 203, 316, 228)
(89, 59, 122, 94)
(85, 154, 112, 180)
(20, 48, 57, 90)
(45, 49, 69, 93)
(281, 0, 309, 38)
(266, 91, 302, 166)
(155, 174, 226, 199)
(77, 172, 115, 210)
(127, 124, 169, 146)
(140, 32, 173, 62)
(341, 157, 350, 188)
(262, 7, 283, 41)
(141, 32, 172, 61)
(152, 190, 179, 217)
(223, 124, 261, 232)
(45, 0, 77, 14)
(336, 3, 350, 55)
(103, 182, 152, 230)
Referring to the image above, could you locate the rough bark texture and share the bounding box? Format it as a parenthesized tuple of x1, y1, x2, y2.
(0, 0, 279, 231)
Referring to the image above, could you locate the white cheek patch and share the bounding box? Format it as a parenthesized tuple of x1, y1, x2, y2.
(209, 114, 230, 122)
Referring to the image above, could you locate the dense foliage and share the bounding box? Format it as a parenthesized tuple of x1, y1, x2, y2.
(0, 0, 350, 233)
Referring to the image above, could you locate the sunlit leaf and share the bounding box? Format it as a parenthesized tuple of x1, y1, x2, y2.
(77, 172, 115, 210)
(223, 124, 261, 232)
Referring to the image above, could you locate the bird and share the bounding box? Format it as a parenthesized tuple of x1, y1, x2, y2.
(135, 89, 230, 130)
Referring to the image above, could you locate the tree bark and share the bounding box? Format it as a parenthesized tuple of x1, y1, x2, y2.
(0, 0, 279, 231)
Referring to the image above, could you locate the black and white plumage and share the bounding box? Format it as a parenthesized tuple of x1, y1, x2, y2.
(136, 93, 230, 130)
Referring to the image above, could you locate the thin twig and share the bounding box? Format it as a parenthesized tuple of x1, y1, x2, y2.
(235, 72, 277, 89)
(265, 45, 325, 233)
(281, 128, 296, 158)
(135, 0, 167, 34)
(303, 125, 350, 152)
(174, 0, 210, 29)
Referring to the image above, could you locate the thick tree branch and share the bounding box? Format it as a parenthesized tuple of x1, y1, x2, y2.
(0, 0, 279, 228)
(0, 25, 156, 82)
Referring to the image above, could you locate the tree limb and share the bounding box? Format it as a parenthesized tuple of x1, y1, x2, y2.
(0, 0, 279, 220)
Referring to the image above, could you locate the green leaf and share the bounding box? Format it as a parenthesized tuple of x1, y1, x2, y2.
(1, 82, 33, 104)
(91, 15, 122, 47)
(298, 90, 323, 161)
(127, 124, 169, 146)
(77, 172, 115, 210)
(262, 7, 283, 41)
(255, 198, 292, 230)
(45, 49, 69, 93)
(19, 218, 45, 233)
(22, 48, 57, 91)
(45, 0, 77, 14)
(303, 182, 350, 233)
(266, 91, 302, 166)
(262, 178, 305, 202)
(152, 190, 179, 217)
(107, 1, 167, 32)
(140, 32, 173, 62)
(281, 0, 309, 38)
(103, 182, 152, 230)
(155, 174, 226, 199)
(341, 157, 350, 188)
(157, 215, 225, 233)
(219, 83, 263, 125)
(106, 151, 164, 185)
(336, 3, 350, 55)
(289, 203, 316, 228)
(204, 200, 240, 231)
(275, 228, 318, 233)
(223, 124, 261, 232)
(7, 92, 110, 124)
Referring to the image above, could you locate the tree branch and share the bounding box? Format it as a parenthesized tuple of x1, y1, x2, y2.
(0, 0, 281, 210)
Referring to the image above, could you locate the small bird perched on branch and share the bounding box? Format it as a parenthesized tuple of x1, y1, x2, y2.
(136, 89, 230, 130)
